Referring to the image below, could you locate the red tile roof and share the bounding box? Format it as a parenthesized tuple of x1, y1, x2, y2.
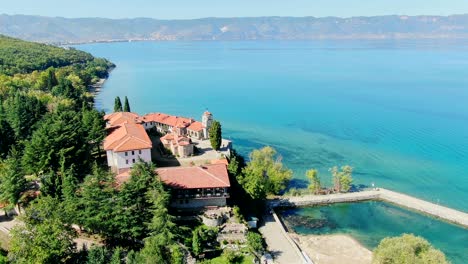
(157, 164, 230, 189)
(103, 123, 152, 152)
(115, 164, 230, 189)
(161, 133, 192, 147)
(211, 159, 229, 165)
(104, 112, 141, 126)
(143, 113, 196, 129)
(187, 121, 204, 132)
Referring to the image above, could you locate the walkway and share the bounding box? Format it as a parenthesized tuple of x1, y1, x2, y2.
(259, 214, 305, 264)
(269, 188, 468, 228)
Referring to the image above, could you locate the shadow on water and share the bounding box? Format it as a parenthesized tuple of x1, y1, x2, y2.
(288, 178, 309, 189)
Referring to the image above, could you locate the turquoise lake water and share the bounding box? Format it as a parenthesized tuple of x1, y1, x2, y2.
(76, 40, 468, 262)
(281, 201, 468, 263)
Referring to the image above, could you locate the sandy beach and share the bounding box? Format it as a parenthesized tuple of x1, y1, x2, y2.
(290, 233, 372, 264)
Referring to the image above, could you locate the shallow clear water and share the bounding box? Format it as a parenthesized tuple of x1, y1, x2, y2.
(281, 201, 468, 264)
(76, 40, 468, 261)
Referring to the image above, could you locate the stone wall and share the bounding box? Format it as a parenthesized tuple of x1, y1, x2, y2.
(270, 188, 468, 228)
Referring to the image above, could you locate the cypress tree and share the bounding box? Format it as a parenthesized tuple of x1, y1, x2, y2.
(114, 96, 123, 112)
(46, 68, 58, 91)
(209, 120, 222, 151)
(123, 96, 131, 112)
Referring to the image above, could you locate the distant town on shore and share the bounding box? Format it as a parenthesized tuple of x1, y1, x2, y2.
(2, 14, 468, 44)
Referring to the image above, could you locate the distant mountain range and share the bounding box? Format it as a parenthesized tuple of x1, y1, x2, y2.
(2, 14, 468, 44)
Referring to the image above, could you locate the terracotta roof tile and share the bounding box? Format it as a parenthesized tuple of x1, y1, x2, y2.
(211, 159, 229, 165)
(157, 164, 230, 189)
(103, 123, 152, 152)
(143, 113, 195, 129)
(105, 112, 141, 127)
(115, 164, 230, 189)
(187, 121, 204, 132)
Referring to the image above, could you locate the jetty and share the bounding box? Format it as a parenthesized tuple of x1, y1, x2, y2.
(269, 188, 468, 228)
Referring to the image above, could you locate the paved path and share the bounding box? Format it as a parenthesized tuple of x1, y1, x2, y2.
(259, 214, 304, 264)
(379, 188, 468, 227)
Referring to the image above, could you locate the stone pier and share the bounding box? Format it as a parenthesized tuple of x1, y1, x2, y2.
(269, 188, 468, 228)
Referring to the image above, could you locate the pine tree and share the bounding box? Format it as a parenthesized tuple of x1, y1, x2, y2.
(114, 96, 123, 112)
(123, 96, 131, 112)
(209, 120, 222, 150)
(0, 102, 14, 158)
(0, 148, 27, 214)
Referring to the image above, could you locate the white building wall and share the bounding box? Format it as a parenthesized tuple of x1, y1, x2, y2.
(109, 148, 152, 170)
(106, 150, 114, 167)
(143, 122, 155, 130)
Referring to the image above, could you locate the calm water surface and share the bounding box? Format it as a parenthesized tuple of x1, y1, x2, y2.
(281, 201, 468, 264)
(76, 40, 468, 262)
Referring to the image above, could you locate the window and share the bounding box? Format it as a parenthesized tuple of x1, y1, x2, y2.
(126, 160, 129, 164)
(132, 150, 135, 155)
(139, 150, 142, 154)
(125, 152, 128, 156)
(132, 159, 136, 163)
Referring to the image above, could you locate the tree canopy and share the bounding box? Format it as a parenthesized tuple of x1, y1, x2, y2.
(240, 146, 292, 200)
(372, 234, 448, 264)
(8, 196, 77, 264)
(306, 169, 321, 194)
(0, 35, 101, 75)
(330, 165, 353, 192)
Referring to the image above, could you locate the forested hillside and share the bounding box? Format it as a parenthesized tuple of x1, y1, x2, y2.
(0, 36, 191, 264)
(0, 35, 95, 75)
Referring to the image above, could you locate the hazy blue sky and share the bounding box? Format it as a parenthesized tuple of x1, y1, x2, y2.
(2, 0, 467, 19)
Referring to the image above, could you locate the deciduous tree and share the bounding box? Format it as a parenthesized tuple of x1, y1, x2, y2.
(306, 169, 321, 194)
(247, 231, 264, 258)
(240, 147, 292, 200)
(330, 165, 353, 192)
(8, 196, 77, 264)
(373, 234, 448, 264)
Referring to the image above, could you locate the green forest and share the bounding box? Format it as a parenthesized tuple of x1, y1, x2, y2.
(0, 35, 189, 263)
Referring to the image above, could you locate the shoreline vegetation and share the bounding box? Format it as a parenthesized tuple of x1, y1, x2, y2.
(87, 66, 114, 96)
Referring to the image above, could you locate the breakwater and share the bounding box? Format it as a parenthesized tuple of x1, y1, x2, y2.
(269, 188, 468, 228)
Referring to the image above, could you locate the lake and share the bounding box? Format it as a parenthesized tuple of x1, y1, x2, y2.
(76, 40, 468, 262)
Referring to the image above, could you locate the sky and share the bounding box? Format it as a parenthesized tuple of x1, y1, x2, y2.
(1, 0, 467, 19)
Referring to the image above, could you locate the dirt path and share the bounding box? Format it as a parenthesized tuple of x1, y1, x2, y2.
(291, 234, 372, 264)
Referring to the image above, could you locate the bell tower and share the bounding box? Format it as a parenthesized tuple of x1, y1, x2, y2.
(202, 111, 213, 139)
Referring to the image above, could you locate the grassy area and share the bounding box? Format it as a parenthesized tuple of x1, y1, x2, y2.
(202, 254, 254, 264)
